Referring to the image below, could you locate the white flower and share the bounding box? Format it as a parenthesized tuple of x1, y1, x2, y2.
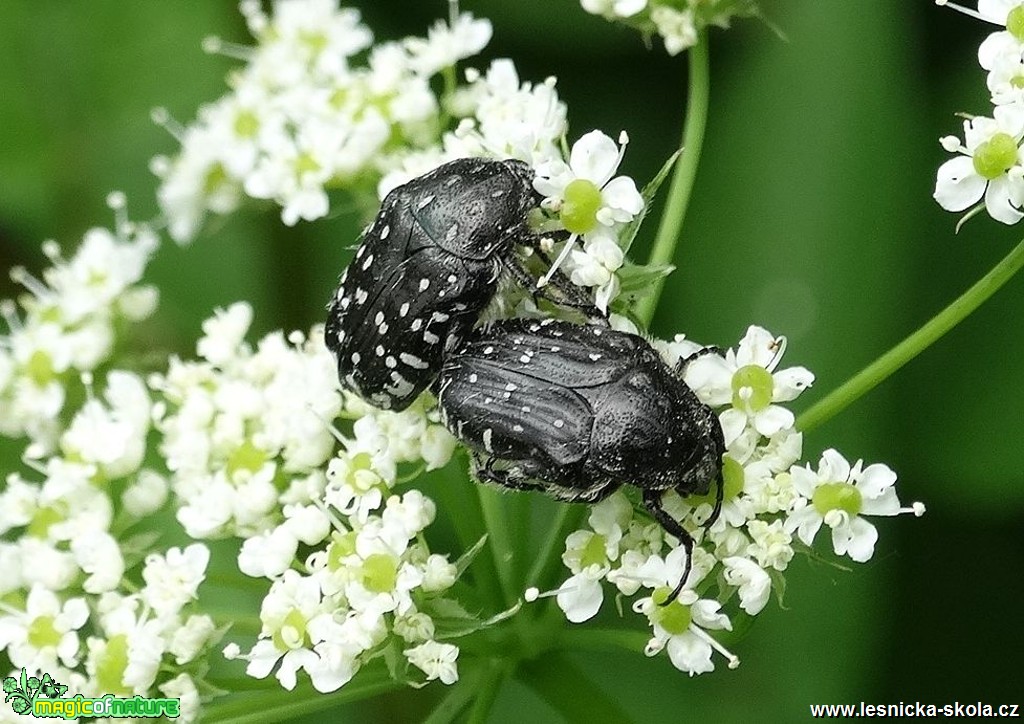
(404, 640, 460, 685)
(785, 449, 908, 562)
(632, 550, 736, 676)
(651, 7, 698, 56)
(581, 0, 648, 19)
(196, 302, 253, 365)
(535, 130, 643, 236)
(238, 526, 299, 579)
(404, 13, 492, 76)
(934, 105, 1024, 224)
(0, 586, 89, 669)
(71, 533, 124, 593)
(160, 673, 201, 724)
(168, 614, 217, 665)
(141, 544, 211, 617)
(685, 326, 813, 445)
(722, 557, 771, 615)
(745, 519, 794, 571)
(244, 570, 328, 689)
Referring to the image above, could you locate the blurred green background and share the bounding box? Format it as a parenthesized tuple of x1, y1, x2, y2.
(1, 0, 1021, 721)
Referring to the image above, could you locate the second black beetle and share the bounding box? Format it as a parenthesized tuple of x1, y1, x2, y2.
(325, 157, 594, 412)
(437, 318, 725, 600)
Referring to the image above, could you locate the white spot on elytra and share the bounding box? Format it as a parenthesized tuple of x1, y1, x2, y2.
(375, 345, 385, 356)
(385, 356, 397, 368)
(469, 373, 478, 383)
(521, 406, 531, 413)
(483, 346, 494, 355)
(431, 312, 450, 323)
(340, 296, 351, 309)
(351, 352, 361, 364)
(356, 246, 365, 259)
(483, 428, 494, 452)
(419, 278, 430, 292)
(513, 424, 523, 432)
(554, 420, 565, 428)
(374, 311, 384, 326)
(381, 225, 390, 239)
(399, 302, 410, 317)
(416, 195, 435, 211)
(378, 322, 389, 334)
(520, 354, 531, 363)
(335, 329, 346, 343)
(411, 319, 424, 331)
(400, 353, 429, 370)
(589, 353, 603, 361)
(424, 330, 440, 344)
(361, 254, 374, 270)
(354, 288, 368, 305)
(447, 274, 458, 284)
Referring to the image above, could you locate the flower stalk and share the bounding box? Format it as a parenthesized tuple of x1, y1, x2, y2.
(797, 235, 1024, 432)
(636, 32, 710, 326)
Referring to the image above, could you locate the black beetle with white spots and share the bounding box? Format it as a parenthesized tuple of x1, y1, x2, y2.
(325, 157, 596, 412)
(436, 317, 725, 601)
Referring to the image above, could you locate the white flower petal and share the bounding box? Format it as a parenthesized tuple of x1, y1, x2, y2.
(984, 174, 1024, 224)
(860, 486, 901, 516)
(666, 631, 714, 676)
(600, 176, 643, 216)
(854, 463, 897, 500)
(752, 405, 794, 437)
(934, 156, 985, 212)
(569, 130, 621, 186)
(772, 366, 814, 402)
(819, 449, 851, 484)
(556, 573, 604, 623)
(832, 516, 878, 562)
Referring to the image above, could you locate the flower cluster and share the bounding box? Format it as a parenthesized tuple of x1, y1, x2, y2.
(0, 197, 158, 450)
(153, 302, 465, 692)
(933, 0, 1024, 224)
(155, 0, 654, 317)
(153, 0, 491, 240)
(537, 326, 924, 675)
(580, 0, 760, 55)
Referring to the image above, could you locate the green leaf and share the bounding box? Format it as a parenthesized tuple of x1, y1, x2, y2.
(517, 652, 635, 723)
(620, 148, 682, 254)
(422, 666, 481, 724)
(430, 598, 522, 639)
(769, 568, 788, 610)
(453, 533, 489, 580)
(609, 261, 675, 318)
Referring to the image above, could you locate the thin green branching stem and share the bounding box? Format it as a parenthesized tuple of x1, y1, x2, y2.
(635, 33, 710, 327)
(797, 235, 1024, 432)
(557, 627, 651, 655)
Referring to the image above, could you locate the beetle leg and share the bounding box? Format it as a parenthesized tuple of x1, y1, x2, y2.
(642, 489, 694, 607)
(471, 452, 549, 493)
(706, 468, 725, 528)
(503, 254, 607, 324)
(675, 345, 725, 374)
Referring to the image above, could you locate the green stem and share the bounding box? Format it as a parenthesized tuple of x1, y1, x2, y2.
(477, 485, 518, 607)
(466, 658, 513, 724)
(556, 627, 650, 655)
(203, 675, 398, 723)
(422, 665, 482, 724)
(635, 33, 711, 327)
(797, 235, 1024, 432)
(524, 503, 580, 592)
